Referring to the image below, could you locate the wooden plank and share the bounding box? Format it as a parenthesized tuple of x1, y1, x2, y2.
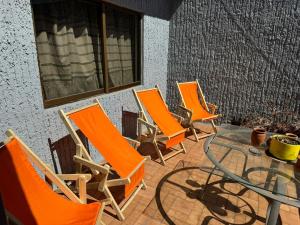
(106, 178, 130, 187)
(177, 81, 197, 84)
(59, 110, 94, 164)
(134, 87, 158, 93)
(125, 158, 146, 179)
(64, 103, 98, 116)
(44, 89, 104, 109)
(176, 81, 187, 107)
(120, 182, 144, 212)
(132, 89, 149, 122)
(196, 79, 209, 111)
(168, 129, 186, 138)
(155, 85, 169, 108)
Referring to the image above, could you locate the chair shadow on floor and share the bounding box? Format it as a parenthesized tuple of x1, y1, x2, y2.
(48, 130, 89, 174)
(152, 165, 268, 225)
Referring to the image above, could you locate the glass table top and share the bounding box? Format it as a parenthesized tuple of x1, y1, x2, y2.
(205, 124, 300, 203)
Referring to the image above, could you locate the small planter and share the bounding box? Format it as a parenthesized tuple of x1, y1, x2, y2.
(251, 127, 266, 147)
(269, 135, 300, 161)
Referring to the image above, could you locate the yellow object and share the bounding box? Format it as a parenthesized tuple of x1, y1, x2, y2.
(269, 135, 300, 160)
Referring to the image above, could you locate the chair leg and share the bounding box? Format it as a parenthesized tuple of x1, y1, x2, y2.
(210, 120, 217, 133)
(104, 187, 125, 221)
(153, 140, 166, 166)
(179, 142, 186, 153)
(95, 202, 106, 225)
(191, 126, 199, 142)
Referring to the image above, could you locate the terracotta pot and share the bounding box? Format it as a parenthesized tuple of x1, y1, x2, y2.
(251, 128, 266, 147)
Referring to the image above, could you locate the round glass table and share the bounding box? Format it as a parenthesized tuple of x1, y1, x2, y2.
(204, 125, 300, 225)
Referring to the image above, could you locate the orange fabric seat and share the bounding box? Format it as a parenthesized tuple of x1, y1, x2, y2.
(178, 82, 218, 121)
(136, 89, 186, 148)
(69, 105, 144, 198)
(0, 138, 101, 225)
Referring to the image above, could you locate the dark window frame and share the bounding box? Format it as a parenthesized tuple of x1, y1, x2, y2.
(31, 0, 143, 108)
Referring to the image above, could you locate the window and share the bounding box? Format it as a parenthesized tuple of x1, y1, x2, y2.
(32, 0, 142, 108)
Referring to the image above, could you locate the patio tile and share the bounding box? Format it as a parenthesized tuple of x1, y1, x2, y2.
(102, 124, 299, 225)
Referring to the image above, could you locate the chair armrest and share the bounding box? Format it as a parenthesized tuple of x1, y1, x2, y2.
(124, 136, 140, 149)
(137, 118, 158, 135)
(57, 173, 92, 182)
(73, 156, 110, 175)
(73, 156, 110, 193)
(137, 118, 158, 143)
(137, 118, 157, 131)
(207, 102, 217, 114)
(178, 105, 192, 116)
(56, 173, 92, 204)
(178, 105, 193, 125)
(171, 112, 184, 123)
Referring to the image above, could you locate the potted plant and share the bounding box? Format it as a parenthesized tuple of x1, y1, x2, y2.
(269, 135, 300, 161)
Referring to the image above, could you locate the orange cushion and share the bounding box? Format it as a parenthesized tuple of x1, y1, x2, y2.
(178, 82, 218, 121)
(165, 133, 185, 149)
(137, 89, 185, 146)
(69, 104, 144, 198)
(0, 138, 100, 225)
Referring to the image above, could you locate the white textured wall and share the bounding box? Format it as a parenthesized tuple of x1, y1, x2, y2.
(0, 0, 169, 170)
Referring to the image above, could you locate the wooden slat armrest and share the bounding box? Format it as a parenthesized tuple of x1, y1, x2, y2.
(56, 173, 92, 204)
(171, 112, 184, 123)
(57, 173, 92, 182)
(137, 118, 157, 131)
(106, 178, 131, 187)
(73, 157, 110, 193)
(178, 105, 192, 115)
(73, 156, 110, 175)
(178, 105, 193, 125)
(124, 137, 152, 159)
(124, 136, 140, 149)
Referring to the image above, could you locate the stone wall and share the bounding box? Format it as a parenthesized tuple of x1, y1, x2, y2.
(0, 0, 170, 171)
(167, 0, 300, 124)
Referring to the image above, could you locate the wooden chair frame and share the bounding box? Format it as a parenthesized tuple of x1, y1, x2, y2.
(176, 80, 220, 142)
(133, 85, 186, 166)
(59, 99, 147, 221)
(3, 129, 108, 225)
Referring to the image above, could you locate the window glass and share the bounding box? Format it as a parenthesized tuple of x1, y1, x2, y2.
(106, 6, 139, 88)
(33, 0, 103, 100)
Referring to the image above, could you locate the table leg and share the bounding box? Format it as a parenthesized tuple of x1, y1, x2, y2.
(266, 177, 286, 225)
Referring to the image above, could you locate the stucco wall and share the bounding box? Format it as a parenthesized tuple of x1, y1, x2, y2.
(0, 0, 169, 170)
(167, 0, 300, 124)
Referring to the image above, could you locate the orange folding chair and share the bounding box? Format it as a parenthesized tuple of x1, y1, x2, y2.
(176, 80, 220, 142)
(59, 99, 147, 221)
(0, 129, 108, 225)
(133, 85, 187, 166)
